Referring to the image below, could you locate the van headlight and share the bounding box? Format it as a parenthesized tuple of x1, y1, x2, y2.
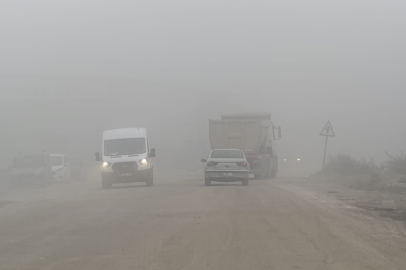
(139, 159, 148, 165)
(102, 162, 111, 168)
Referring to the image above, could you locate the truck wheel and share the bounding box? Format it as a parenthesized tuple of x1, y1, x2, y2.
(242, 179, 249, 186)
(146, 170, 154, 186)
(271, 159, 278, 178)
(205, 178, 211, 186)
(102, 175, 112, 189)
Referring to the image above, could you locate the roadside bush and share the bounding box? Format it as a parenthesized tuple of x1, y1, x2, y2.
(385, 152, 406, 175)
(323, 154, 377, 176)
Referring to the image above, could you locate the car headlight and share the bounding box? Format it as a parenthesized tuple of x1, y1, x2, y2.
(102, 162, 111, 168)
(139, 158, 148, 165)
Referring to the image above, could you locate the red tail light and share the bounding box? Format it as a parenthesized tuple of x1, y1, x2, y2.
(237, 161, 248, 167)
(207, 161, 218, 166)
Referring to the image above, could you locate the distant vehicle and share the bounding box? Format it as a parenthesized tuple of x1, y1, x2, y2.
(50, 154, 71, 181)
(202, 149, 250, 186)
(95, 128, 156, 189)
(209, 112, 281, 179)
(69, 159, 87, 181)
(11, 152, 52, 185)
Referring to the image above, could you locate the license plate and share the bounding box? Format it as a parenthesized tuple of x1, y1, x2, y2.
(249, 173, 255, 179)
(222, 173, 233, 177)
(119, 173, 132, 177)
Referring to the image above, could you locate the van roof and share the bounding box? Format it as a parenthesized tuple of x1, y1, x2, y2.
(103, 128, 147, 140)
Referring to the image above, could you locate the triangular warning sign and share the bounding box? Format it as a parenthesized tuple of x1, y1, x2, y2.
(320, 121, 335, 137)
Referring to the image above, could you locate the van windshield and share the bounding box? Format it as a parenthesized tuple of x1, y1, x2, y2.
(50, 156, 64, 166)
(104, 138, 146, 156)
(13, 156, 45, 168)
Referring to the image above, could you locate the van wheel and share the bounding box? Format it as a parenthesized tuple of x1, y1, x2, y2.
(205, 178, 211, 186)
(102, 175, 112, 189)
(146, 170, 154, 186)
(242, 179, 249, 186)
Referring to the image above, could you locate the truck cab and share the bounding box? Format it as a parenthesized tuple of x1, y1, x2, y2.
(95, 128, 156, 189)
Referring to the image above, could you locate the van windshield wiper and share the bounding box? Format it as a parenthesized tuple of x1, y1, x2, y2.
(128, 154, 139, 157)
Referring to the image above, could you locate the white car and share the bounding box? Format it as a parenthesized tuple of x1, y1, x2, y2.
(50, 154, 71, 181)
(95, 128, 156, 189)
(202, 149, 250, 186)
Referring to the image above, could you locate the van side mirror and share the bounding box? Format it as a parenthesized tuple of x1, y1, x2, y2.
(278, 126, 282, 139)
(201, 159, 207, 163)
(149, 148, 156, 158)
(95, 152, 101, 161)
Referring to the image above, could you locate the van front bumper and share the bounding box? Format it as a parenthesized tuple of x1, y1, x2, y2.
(102, 169, 151, 183)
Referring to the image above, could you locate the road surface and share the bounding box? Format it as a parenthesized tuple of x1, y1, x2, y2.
(0, 172, 405, 270)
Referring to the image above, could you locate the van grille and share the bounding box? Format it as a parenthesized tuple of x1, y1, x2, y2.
(112, 162, 138, 174)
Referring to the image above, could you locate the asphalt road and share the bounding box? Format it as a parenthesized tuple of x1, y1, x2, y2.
(0, 172, 405, 270)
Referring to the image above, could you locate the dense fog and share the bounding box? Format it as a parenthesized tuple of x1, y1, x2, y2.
(1, 0, 405, 174)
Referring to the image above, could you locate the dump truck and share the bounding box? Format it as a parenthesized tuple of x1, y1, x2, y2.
(209, 112, 281, 179)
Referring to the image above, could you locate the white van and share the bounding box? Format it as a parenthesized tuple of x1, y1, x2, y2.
(95, 128, 156, 189)
(50, 154, 71, 181)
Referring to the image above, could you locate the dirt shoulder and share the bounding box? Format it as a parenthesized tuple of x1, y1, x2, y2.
(281, 173, 406, 224)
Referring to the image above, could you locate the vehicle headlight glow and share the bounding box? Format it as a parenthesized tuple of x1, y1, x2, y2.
(140, 158, 148, 165)
(297, 158, 301, 161)
(102, 161, 110, 168)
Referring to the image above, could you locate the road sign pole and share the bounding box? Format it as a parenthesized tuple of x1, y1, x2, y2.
(322, 136, 329, 169)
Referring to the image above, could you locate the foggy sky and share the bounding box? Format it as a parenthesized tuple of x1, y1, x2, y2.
(1, 0, 405, 171)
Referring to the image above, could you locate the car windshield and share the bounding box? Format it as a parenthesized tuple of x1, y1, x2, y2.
(211, 150, 244, 159)
(50, 156, 64, 166)
(104, 138, 146, 156)
(13, 156, 45, 168)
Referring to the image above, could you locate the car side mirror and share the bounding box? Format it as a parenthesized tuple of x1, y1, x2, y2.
(95, 152, 101, 161)
(149, 148, 156, 158)
(201, 159, 207, 163)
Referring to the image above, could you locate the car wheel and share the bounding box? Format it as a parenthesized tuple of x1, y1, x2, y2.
(242, 179, 249, 186)
(146, 170, 154, 186)
(102, 175, 112, 189)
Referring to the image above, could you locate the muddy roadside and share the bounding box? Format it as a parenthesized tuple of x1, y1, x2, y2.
(283, 173, 406, 224)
